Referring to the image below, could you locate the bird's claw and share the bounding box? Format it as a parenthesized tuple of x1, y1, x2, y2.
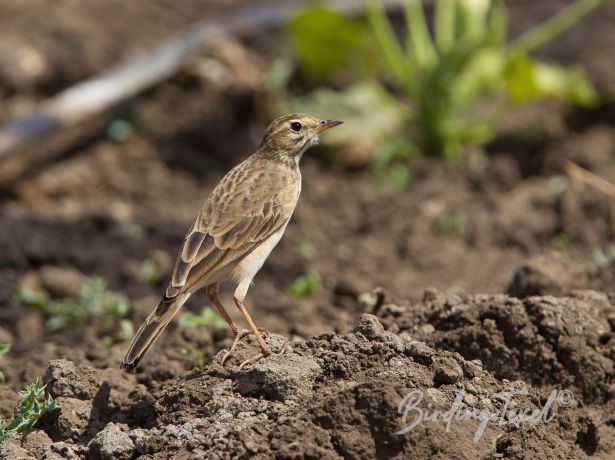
(220, 328, 251, 366)
(238, 338, 288, 369)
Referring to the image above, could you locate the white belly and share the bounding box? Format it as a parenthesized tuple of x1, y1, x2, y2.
(231, 222, 288, 284)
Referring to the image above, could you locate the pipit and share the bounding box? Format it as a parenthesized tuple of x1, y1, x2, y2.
(122, 114, 342, 371)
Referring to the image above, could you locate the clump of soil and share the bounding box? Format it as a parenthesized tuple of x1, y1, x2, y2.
(377, 287, 615, 405)
(2, 313, 611, 459)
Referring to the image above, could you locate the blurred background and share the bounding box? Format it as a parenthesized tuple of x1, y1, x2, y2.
(1, 0, 615, 394)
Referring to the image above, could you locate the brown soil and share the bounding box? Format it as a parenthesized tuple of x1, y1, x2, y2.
(1, 0, 615, 459)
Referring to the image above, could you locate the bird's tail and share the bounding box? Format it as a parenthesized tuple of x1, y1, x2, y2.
(121, 294, 186, 372)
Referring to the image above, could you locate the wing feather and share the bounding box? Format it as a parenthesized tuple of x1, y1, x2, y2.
(163, 156, 296, 298)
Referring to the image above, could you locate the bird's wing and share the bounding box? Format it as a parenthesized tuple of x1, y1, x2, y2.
(165, 157, 293, 300)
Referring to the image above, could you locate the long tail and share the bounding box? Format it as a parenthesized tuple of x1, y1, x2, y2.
(121, 294, 186, 372)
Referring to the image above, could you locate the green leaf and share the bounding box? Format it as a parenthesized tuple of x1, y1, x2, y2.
(1, 377, 59, 447)
(503, 52, 597, 106)
(183, 347, 206, 370)
(404, 0, 437, 69)
(435, 0, 456, 52)
(486, 0, 508, 45)
(288, 7, 368, 78)
(364, 0, 413, 91)
(13, 288, 48, 308)
(0, 344, 9, 357)
(285, 272, 322, 298)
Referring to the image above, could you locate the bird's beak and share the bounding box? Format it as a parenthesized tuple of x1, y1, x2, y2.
(314, 119, 344, 133)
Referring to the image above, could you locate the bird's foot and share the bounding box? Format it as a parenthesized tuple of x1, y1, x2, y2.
(220, 328, 252, 366)
(238, 338, 288, 370)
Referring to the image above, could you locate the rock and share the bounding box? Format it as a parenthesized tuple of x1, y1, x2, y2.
(461, 359, 484, 379)
(51, 397, 96, 441)
(235, 354, 322, 401)
(404, 341, 435, 365)
(0, 438, 32, 459)
(0, 325, 14, 344)
(51, 442, 79, 459)
(45, 360, 100, 400)
(433, 356, 464, 385)
(22, 430, 62, 459)
(38, 266, 83, 299)
(507, 255, 581, 297)
(354, 313, 385, 340)
(422, 287, 446, 306)
(88, 423, 134, 460)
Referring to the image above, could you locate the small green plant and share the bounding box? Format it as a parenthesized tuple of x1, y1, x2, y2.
(179, 307, 226, 328)
(15, 276, 130, 334)
(286, 0, 604, 165)
(0, 344, 9, 385)
(285, 271, 322, 298)
(0, 378, 59, 448)
(182, 347, 206, 370)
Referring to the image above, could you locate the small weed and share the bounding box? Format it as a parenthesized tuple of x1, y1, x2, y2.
(285, 271, 322, 298)
(15, 277, 132, 346)
(182, 347, 206, 370)
(179, 307, 226, 329)
(0, 378, 59, 448)
(0, 344, 9, 385)
(15, 276, 129, 332)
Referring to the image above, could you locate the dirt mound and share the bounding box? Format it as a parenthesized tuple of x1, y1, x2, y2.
(376, 288, 615, 406)
(1, 312, 612, 458)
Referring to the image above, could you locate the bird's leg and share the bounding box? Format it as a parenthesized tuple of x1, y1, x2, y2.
(233, 291, 286, 369)
(206, 284, 250, 365)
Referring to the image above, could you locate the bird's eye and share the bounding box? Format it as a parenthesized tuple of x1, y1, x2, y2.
(290, 121, 302, 133)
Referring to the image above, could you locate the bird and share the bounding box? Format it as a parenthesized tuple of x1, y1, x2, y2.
(121, 113, 343, 372)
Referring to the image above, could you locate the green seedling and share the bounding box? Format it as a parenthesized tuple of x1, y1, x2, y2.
(182, 347, 206, 370)
(15, 276, 131, 348)
(285, 271, 322, 298)
(0, 378, 59, 448)
(15, 276, 129, 331)
(0, 344, 9, 385)
(179, 307, 226, 329)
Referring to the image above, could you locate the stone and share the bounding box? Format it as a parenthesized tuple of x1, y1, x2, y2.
(88, 423, 134, 460)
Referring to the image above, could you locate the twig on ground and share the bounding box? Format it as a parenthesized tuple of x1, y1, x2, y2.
(563, 159, 615, 231)
(563, 159, 615, 198)
(0, 0, 406, 184)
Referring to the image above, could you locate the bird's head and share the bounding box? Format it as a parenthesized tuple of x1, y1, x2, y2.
(258, 113, 343, 159)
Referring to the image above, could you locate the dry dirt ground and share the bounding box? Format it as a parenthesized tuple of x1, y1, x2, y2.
(1, 0, 615, 459)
